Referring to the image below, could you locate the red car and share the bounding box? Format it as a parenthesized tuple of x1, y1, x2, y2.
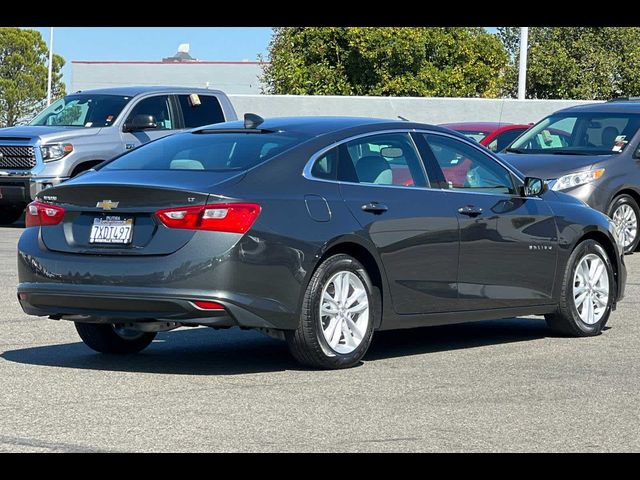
(439, 122, 531, 152)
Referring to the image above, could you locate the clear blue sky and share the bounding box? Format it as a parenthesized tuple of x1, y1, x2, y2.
(24, 27, 498, 90)
(24, 27, 274, 89)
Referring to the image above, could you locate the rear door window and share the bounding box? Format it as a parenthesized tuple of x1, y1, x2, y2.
(177, 94, 225, 128)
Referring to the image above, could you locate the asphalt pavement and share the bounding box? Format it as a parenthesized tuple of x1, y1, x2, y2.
(1, 221, 638, 452)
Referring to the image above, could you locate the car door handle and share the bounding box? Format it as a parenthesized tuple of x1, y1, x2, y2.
(361, 202, 389, 214)
(458, 205, 483, 217)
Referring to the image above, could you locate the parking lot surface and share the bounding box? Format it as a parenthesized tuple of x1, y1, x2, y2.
(1, 222, 638, 452)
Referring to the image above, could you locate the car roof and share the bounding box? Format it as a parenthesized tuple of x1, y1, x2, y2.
(440, 122, 513, 131)
(556, 100, 640, 114)
(440, 122, 531, 131)
(198, 116, 461, 137)
(69, 85, 225, 97)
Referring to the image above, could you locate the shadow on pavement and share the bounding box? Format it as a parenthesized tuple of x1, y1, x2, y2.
(1, 317, 553, 376)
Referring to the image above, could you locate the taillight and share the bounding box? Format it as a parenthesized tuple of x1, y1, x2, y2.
(155, 203, 261, 233)
(25, 201, 65, 227)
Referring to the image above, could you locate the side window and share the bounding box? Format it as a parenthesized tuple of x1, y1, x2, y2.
(126, 95, 173, 130)
(311, 147, 338, 180)
(424, 134, 516, 195)
(177, 94, 225, 128)
(488, 128, 528, 152)
(339, 133, 427, 187)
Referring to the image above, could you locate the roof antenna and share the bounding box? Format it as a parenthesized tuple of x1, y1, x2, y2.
(398, 115, 410, 121)
(244, 113, 264, 129)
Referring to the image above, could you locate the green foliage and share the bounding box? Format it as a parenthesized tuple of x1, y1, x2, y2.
(0, 27, 66, 127)
(261, 27, 509, 98)
(498, 27, 640, 100)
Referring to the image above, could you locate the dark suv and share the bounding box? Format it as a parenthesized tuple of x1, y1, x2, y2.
(500, 98, 640, 253)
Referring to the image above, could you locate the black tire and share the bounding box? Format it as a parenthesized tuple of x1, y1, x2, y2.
(285, 254, 378, 369)
(545, 239, 615, 337)
(75, 322, 156, 354)
(608, 194, 640, 254)
(0, 206, 24, 225)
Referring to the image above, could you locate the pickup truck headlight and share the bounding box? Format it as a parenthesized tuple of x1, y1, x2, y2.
(551, 168, 605, 191)
(40, 143, 73, 162)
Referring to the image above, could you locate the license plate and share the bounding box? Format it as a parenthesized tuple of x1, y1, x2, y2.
(89, 216, 133, 244)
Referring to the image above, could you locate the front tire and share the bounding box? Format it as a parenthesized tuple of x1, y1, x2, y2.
(286, 254, 377, 369)
(609, 194, 640, 254)
(75, 322, 156, 354)
(545, 239, 614, 336)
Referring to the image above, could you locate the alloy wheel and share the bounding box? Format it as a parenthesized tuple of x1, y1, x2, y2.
(612, 203, 638, 250)
(319, 271, 370, 354)
(573, 254, 610, 325)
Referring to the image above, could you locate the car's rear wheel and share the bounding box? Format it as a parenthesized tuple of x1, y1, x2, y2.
(545, 239, 614, 336)
(75, 322, 156, 354)
(609, 194, 640, 254)
(0, 206, 24, 225)
(286, 254, 376, 369)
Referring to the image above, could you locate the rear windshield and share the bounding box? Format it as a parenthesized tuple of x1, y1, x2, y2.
(102, 131, 305, 172)
(456, 130, 490, 143)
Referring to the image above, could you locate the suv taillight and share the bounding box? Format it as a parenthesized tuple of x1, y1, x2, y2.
(25, 201, 65, 227)
(155, 203, 261, 233)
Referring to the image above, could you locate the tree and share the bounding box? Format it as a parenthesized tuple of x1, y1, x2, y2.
(261, 27, 509, 98)
(498, 27, 640, 100)
(0, 28, 66, 127)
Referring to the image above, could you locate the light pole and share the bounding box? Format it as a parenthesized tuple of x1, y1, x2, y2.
(46, 27, 54, 106)
(517, 27, 529, 100)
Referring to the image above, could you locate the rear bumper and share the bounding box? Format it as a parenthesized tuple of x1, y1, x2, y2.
(17, 283, 284, 329)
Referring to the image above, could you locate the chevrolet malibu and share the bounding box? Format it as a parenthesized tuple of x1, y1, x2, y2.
(17, 116, 626, 369)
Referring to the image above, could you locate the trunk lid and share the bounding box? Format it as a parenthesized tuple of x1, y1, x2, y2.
(37, 170, 244, 255)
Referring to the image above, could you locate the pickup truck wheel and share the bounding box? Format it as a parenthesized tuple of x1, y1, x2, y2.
(0, 207, 24, 225)
(75, 322, 156, 354)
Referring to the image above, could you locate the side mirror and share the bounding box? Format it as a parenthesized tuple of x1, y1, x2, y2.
(123, 114, 157, 132)
(522, 177, 548, 197)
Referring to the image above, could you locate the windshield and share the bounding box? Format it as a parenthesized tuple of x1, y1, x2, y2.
(102, 131, 306, 172)
(456, 130, 490, 143)
(29, 94, 132, 127)
(508, 112, 640, 155)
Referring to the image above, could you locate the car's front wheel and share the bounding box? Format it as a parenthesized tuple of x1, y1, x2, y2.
(545, 239, 614, 336)
(609, 194, 640, 254)
(286, 254, 376, 369)
(75, 322, 157, 354)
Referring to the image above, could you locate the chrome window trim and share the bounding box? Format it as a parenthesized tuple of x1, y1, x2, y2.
(302, 128, 542, 200)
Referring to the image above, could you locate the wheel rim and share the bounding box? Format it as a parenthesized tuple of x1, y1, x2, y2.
(319, 271, 370, 354)
(573, 254, 610, 325)
(112, 324, 145, 340)
(612, 203, 638, 249)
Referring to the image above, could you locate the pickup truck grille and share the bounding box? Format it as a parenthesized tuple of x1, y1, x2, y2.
(0, 145, 37, 169)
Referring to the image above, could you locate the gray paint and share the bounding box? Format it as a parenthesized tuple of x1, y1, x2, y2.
(72, 62, 265, 94)
(228, 94, 602, 125)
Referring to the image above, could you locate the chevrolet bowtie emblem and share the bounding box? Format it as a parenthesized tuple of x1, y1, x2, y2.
(96, 200, 119, 210)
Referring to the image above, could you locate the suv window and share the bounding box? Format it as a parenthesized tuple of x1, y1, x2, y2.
(509, 112, 640, 154)
(177, 94, 225, 128)
(424, 134, 516, 195)
(338, 133, 428, 187)
(126, 95, 174, 130)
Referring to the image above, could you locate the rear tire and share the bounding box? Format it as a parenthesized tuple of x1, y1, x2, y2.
(545, 239, 614, 337)
(286, 254, 377, 369)
(0, 206, 23, 225)
(75, 322, 156, 354)
(608, 194, 640, 254)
